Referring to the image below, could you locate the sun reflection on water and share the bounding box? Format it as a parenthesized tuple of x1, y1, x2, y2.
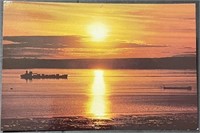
(88, 70, 109, 119)
(92, 70, 105, 95)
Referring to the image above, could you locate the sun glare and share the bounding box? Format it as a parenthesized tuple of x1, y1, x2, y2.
(88, 23, 108, 41)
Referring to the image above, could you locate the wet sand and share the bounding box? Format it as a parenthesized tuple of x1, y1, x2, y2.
(1, 113, 198, 131)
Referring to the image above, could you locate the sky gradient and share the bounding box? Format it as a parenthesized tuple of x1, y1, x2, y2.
(3, 2, 196, 59)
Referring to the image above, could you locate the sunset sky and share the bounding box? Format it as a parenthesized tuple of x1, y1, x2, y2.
(3, 2, 196, 59)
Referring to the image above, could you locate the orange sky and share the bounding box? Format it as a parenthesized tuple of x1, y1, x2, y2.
(3, 2, 196, 59)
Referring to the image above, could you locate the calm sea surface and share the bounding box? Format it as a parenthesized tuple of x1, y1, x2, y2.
(2, 69, 197, 119)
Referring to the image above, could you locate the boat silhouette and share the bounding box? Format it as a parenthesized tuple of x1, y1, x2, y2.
(163, 86, 192, 90)
(20, 71, 68, 80)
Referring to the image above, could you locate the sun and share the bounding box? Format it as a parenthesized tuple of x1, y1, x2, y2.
(88, 23, 108, 41)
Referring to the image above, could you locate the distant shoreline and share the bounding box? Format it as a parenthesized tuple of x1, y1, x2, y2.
(3, 57, 196, 69)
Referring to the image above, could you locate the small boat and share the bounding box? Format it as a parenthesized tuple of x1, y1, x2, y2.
(163, 86, 192, 90)
(20, 71, 68, 80)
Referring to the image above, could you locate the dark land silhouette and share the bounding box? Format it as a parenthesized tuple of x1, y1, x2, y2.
(3, 56, 196, 69)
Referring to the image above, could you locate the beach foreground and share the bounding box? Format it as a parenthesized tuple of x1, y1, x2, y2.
(2, 113, 198, 131)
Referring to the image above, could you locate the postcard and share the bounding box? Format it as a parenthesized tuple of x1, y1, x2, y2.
(1, 1, 198, 131)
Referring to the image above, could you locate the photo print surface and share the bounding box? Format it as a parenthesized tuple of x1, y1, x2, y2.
(1, 1, 198, 131)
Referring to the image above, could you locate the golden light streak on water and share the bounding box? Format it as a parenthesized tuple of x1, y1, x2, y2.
(88, 70, 109, 119)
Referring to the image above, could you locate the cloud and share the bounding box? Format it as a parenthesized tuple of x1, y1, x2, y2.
(3, 36, 84, 58)
(116, 41, 167, 48)
(183, 51, 196, 54)
(173, 54, 196, 57)
(3, 47, 59, 59)
(3, 36, 166, 48)
(3, 36, 83, 48)
(3, 36, 168, 59)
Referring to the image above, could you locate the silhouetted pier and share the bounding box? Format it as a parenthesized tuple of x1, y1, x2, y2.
(20, 71, 68, 80)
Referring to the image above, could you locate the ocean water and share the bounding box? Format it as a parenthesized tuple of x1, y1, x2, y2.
(2, 69, 197, 119)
